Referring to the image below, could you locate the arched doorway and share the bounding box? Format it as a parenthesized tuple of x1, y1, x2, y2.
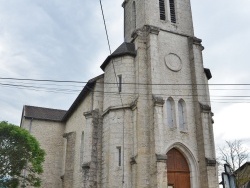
(167, 148, 190, 188)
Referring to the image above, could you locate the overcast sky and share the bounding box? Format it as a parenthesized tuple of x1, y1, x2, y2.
(0, 0, 250, 152)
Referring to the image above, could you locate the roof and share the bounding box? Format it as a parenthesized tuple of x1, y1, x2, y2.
(204, 68, 212, 80)
(100, 42, 136, 71)
(22, 74, 104, 123)
(62, 74, 104, 121)
(24, 105, 67, 122)
(235, 162, 250, 173)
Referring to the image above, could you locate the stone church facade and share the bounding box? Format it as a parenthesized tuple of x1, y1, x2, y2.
(20, 0, 218, 187)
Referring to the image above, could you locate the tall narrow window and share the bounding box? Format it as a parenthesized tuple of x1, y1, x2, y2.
(169, 0, 176, 23)
(159, 0, 166, 20)
(166, 97, 175, 128)
(118, 75, 122, 92)
(80, 132, 84, 165)
(117, 146, 122, 166)
(178, 99, 187, 131)
(132, 1, 136, 30)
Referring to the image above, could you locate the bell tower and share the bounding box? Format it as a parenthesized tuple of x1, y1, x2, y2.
(123, 0, 194, 42)
(121, 0, 218, 188)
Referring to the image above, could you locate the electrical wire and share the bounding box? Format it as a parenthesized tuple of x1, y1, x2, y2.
(0, 77, 86, 84)
(99, 0, 112, 54)
(98, 0, 126, 185)
(1, 82, 250, 100)
(1, 76, 250, 86)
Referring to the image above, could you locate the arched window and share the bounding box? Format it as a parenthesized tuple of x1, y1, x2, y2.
(166, 97, 175, 128)
(178, 99, 187, 131)
(132, 1, 136, 29)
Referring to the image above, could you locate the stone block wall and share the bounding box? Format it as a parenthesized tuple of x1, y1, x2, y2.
(103, 55, 136, 111)
(102, 108, 134, 188)
(63, 94, 91, 188)
(21, 119, 65, 188)
(63, 78, 104, 188)
(63, 132, 76, 188)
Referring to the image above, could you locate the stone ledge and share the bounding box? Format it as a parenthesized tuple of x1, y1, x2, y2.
(102, 98, 138, 117)
(83, 109, 100, 119)
(121, 0, 128, 8)
(130, 97, 138, 110)
(62, 132, 75, 138)
(206, 158, 217, 166)
(153, 95, 165, 107)
(199, 103, 211, 113)
(131, 25, 160, 40)
(82, 162, 91, 169)
(60, 175, 64, 180)
(130, 156, 137, 165)
(144, 25, 160, 35)
(156, 154, 167, 162)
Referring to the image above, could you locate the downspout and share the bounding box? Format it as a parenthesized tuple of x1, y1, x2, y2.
(29, 118, 33, 133)
(22, 118, 33, 187)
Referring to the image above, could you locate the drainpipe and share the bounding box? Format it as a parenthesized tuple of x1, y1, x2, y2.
(28, 118, 33, 133)
(22, 118, 33, 187)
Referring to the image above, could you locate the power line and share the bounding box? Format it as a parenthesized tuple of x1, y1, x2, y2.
(3, 83, 250, 104)
(1, 77, 250, 86)
(1, 82, 250, 98)
(98, 0, 126, 185)
(0, 77, 86, 84)
(2, 81, 250, 94)
(99, 0, 112, 54)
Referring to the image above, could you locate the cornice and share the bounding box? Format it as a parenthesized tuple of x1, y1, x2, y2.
(62, 131, 75, 139)
(131, 25, 160, 40)
(102, 98, 138, 117)
(156, 154, 167, 162)
(153, 95, 165, 107)
(199, 103, 211, 113)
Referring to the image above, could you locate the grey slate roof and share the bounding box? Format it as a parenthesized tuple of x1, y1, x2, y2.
(24, 105, 67, 122)
(22, 74, 104, 123)
(204, 68, 212, 80)
(100, 42, 136, 71)
(62, 74, 104, 121)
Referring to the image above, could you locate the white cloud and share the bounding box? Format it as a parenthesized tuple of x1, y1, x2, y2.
(214, 103, 250, 144)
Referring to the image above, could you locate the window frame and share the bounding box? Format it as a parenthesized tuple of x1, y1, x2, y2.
(169, 0, 177, 23)
(159, 0, 166, 21)
(166, 97, 176, 128)
(116, 146, 122, 167)
(178, 99, 187, 132)
(159, 0, 177, 24)
(118, 75, 122, 93)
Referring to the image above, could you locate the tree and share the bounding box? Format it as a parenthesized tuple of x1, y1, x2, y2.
(218, 140, 249, 187)
(0, 121, 45, 187)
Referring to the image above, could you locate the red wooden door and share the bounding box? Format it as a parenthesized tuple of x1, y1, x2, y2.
(167, 148, 190, 188)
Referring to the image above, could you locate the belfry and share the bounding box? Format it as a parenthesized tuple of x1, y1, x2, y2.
(21, 0, 218, 187)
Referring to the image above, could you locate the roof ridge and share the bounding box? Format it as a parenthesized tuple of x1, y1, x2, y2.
(24, 105, 67, 112)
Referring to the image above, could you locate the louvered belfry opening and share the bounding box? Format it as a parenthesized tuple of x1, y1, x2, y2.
(169, 0, 176, 23)
(159, 0, 166, 20)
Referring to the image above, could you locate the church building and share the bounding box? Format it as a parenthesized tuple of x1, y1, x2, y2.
(20, 0, 218, 187)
